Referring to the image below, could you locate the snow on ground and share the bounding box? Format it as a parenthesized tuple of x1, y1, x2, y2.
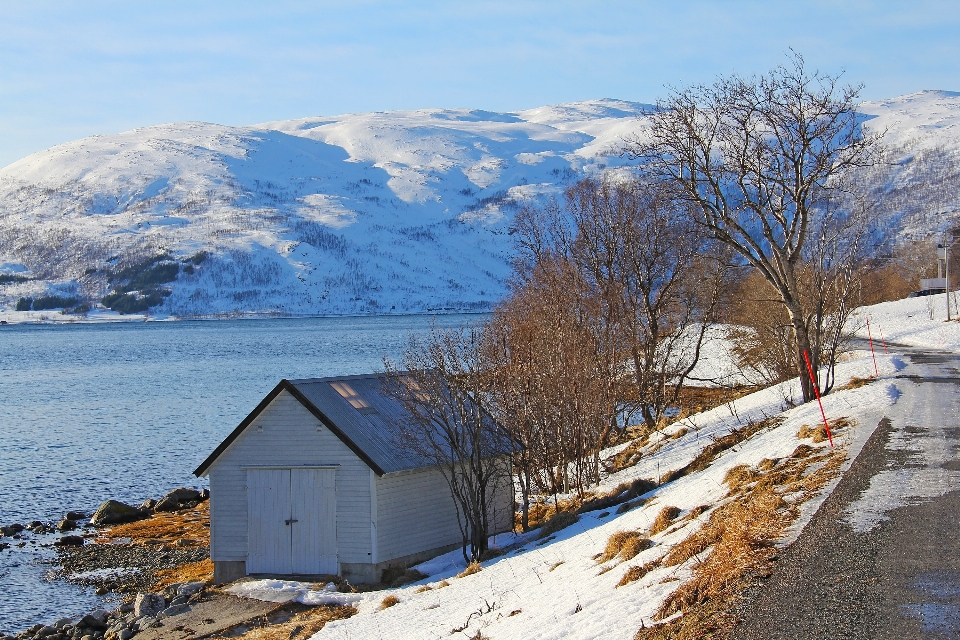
(218, 297, 960, 640)
(850, 293, 960, 349)
(2, 91, 959, 319)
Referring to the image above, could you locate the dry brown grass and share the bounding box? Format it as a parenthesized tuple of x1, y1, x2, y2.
(154, 558, 213, 589)
(722, 465, 758, 491)
(598, 531, 650, 563)
(757, 457, 779, 471)
(659, 417, 781, 484)
(636, 446, 848, 640)
(97, 500, 210, 546)
(649, 506, 681, 536)
(380, 595, 400, 610)
(456, 561, 482, 578)
(798, 416, 854, 443)
(414, 585, 433, 593)
(686, 505, 710, 521)
(672, 427, 689, 440)
(616, 557, 663, 588)
(232, 605, 356, 640)
(838, 375, 874, 390)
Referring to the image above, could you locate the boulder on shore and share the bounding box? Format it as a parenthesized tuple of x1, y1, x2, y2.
(55, 535, 85, 547)
(57, 518, 77, 532)
(134, 592, 166, 618)
(90, 500, 145, 526)
(154, 487, 202, 512)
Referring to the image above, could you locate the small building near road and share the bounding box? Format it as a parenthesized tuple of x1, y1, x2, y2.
(194, 374, 513, 584)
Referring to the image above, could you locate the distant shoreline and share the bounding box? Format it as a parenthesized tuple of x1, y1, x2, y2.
(0, 308, 491, 326)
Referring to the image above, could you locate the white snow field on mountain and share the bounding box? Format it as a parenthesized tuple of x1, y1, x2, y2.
(219, 294, 960, 640)
(1, 91, 960, 320)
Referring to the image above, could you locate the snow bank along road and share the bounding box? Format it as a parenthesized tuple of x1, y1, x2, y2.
(734, 343, 960, 639)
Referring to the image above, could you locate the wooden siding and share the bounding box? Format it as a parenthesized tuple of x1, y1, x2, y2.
(375, 467, 461, 562)
(375, 463, 514, 561)
(208, 390, 372, 565)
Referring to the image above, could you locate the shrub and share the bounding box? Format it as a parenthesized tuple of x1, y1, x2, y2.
(379, 595, 400, 610)
(650, 506, 681, 536)
(186, 250, 209, 265)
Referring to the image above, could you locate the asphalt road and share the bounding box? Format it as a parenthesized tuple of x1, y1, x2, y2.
(732, 344, 960, 640)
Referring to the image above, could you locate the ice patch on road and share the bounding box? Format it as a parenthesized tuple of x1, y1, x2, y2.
(845, 378, 960, 532)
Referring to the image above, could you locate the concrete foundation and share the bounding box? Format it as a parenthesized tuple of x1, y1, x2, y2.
(214, 542, 462, 586)
(214, 560, 247, 584)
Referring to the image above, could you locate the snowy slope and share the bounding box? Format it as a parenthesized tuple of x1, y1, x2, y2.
(0, 101, 648, 318)
(0, 93, 958, 318)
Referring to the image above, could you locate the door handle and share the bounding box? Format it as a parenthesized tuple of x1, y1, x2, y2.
(285, 519, 299, 525)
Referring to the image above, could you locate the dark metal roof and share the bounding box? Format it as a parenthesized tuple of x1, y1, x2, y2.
(194, 373, 438, 477)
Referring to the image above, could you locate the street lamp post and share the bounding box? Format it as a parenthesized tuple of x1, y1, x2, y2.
(940, 232, 957, 321)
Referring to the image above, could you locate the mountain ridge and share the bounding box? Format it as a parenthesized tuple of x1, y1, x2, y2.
(1, 93, 958, 320)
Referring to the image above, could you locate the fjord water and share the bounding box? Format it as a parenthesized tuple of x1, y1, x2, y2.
(0, 314, 480, 633)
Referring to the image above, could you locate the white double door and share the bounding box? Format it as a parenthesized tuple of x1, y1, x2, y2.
(247, 468, 337, 575)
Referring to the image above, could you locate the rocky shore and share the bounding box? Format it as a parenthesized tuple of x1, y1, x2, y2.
(0, 487, 214, 640)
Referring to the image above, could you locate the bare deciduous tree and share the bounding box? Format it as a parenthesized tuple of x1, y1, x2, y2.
(382, 326, 511, 562)
(625, 53, 882, 400)
(564, 177, 729, 428)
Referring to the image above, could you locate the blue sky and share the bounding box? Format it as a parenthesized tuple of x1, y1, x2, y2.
(1, 0, 958, 168)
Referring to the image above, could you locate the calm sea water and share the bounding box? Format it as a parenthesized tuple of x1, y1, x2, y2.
(0, 314, 482, 633)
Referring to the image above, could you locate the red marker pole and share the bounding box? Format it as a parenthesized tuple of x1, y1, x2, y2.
(878, 324, 888, 354)
(803, 350, 834, 448)
(866, 318, 879, 377)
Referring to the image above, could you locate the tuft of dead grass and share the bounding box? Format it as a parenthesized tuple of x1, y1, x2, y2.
(598, 531, 652, 564)
(414, 585, 432, 593)
(686, 505, 710, 520)
(578, 478, 656, 515)
(456, 561, 482, 578)
(799, 416, 854, 443)
(616, 557, 663, 588)
(380, 595, 400, 610)
(839, 375, 874, 390)
(649, 506, 681, 536)
(757, 457, 779, 471)
(231, 605, 357, 640)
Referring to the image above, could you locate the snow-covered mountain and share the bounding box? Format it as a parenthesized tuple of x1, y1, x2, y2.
(0, 92, 958, 318)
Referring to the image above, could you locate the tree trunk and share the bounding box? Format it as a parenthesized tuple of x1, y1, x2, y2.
(787, 302, 815, 402)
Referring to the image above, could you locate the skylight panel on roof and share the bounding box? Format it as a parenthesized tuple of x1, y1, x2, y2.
(330, 381, 376, 413)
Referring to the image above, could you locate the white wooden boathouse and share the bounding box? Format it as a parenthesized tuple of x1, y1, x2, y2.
(194, 374, 513, 584)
